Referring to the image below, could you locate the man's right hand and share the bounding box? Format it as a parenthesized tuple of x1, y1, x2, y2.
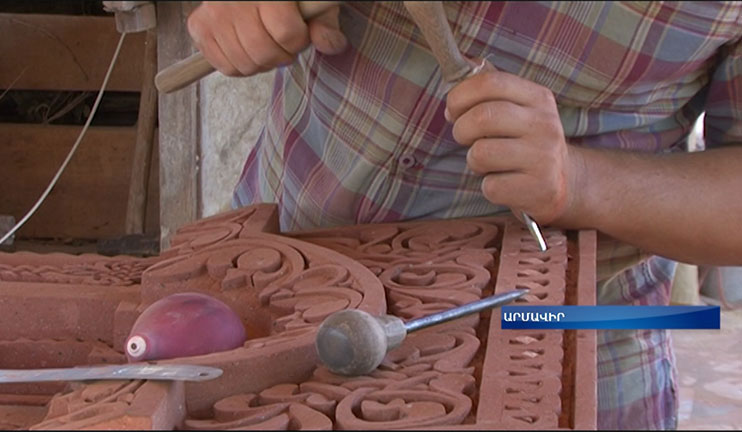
(186, 1, 348, 77)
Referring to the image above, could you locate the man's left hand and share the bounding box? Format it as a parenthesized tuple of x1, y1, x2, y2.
(445, 70, 583, 225)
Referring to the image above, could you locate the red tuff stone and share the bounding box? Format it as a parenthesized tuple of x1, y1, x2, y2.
(0, 205, 596, 430)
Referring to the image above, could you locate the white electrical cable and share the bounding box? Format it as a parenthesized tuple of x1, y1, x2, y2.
(0, 67, 28, 103)
(0, 32, 127, 246)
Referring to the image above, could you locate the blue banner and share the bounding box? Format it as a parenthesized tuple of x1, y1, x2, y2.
(501, 306, 720, 329)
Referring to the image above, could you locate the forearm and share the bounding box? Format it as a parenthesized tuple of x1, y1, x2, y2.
(444, 69, 742, 265)
(563, 145, 742, 266)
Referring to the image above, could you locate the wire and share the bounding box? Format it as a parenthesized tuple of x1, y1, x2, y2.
(0, 66, 28, 103)
(0, 32, 127, 246)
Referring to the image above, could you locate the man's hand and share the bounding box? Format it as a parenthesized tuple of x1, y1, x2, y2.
(445, 70, 583, 225)
(446, 66, 742, 266)
(186, 1, 347, 77)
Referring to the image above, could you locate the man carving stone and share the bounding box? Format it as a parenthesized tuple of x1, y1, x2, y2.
(187, 2, 742, 429)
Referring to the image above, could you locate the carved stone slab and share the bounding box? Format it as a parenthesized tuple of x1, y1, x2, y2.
(0, 204, 596, 430)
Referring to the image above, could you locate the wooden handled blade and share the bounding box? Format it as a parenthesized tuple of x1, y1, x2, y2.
(155, 1, 340, 94)
(403, 1, 473, 83)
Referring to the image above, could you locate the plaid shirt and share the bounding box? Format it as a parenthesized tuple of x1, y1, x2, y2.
(234, 2, 742, 429)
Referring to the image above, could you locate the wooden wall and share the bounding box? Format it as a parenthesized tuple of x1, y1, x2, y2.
(156, 2, 200, 248)
(0, 13, 158, 240)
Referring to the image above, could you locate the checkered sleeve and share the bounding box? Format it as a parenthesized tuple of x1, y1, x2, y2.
(704, 35, 742, 147)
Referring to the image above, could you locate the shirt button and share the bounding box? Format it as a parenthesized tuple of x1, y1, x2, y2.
(399, 154, 417, 169)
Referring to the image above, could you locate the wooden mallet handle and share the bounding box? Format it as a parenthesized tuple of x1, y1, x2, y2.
(155, 1, 340, 94)
(403, 1, 473, 83)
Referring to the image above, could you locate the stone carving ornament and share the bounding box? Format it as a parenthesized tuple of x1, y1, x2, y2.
(0, 204, 596, 430)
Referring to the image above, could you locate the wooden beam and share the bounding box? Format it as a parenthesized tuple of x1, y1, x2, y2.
(0, 14, 145, 92)
(0, 124, 159, 239)
(0, 216, 14, 247)
(156, 2, 200, 248)
(125, 28, 158, 235)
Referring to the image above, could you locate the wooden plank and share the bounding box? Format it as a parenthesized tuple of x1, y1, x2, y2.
(0, 216, 14, 246)
(126, 28, 158, 234)
(0, 123, 159, 239)
(0, 14, 145, 92)
(156, 1, 200, 248)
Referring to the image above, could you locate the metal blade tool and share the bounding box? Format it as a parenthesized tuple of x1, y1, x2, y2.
(0, 364, 223, 383)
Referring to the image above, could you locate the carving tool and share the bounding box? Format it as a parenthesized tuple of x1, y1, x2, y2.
(403, 1, 548, 252)
(0, 364, 223, 383)
(315, 288, 528, 376)
(155, 1, 341, 93)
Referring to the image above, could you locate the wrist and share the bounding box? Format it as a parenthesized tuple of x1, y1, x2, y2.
(552, 144, 595, 229)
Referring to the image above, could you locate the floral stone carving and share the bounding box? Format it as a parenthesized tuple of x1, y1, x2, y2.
(0, 204, 596, 430)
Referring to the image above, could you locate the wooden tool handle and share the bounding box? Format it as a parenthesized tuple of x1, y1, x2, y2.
(155, 1, 341, 94)
(403, 1, 472, 83)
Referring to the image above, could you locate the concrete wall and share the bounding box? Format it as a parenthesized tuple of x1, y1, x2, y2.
(199, 71, 275, 217)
